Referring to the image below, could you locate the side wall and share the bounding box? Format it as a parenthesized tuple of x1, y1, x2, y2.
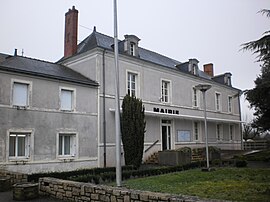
(0, 71, 99, 173)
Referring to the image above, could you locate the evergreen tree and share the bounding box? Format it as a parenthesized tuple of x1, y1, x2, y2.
(121, 94, 146, 168)
(242, 9, 270, 131)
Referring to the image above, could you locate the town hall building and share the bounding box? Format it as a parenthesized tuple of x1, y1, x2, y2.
(0, 6, 242, 173)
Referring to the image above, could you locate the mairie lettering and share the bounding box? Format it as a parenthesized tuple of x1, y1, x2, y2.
(153, 107, 179, 115)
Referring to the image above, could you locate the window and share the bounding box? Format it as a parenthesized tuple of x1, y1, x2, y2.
(13, 82, 29, 107)
(226, 76, 231, 86)
(193, 88, 199, 107)
(191, 64, 198, 75)
(215, 93, 221, 111)
(9, 133, 30, 158)
(127, 72, 137, 97)
(229, 125, 234, 141)
(216, 124, 223, 141)
(161, 80, 170, 103)
(58, 134, 76, 156)
(60, 88, 75, 111)
(193, 122, 200, 141)
(228, 96, 233, 113)
(130, 43, 135, 56)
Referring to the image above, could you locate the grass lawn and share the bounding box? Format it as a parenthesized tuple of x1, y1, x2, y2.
(123, 168, 270, 201)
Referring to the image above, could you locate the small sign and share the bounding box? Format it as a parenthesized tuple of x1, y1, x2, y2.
(177, 130, 191, 142)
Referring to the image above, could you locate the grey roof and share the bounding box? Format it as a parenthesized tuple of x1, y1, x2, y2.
(64, 29, 239, 89)
(77, 31, 181, 69)
(0, 53, 10, 63)
(0, 56, 98, 86)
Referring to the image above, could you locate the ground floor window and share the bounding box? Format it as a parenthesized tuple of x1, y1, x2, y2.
(58, 133, 76, 157)
(9, 133, 30, 158)
(193, 122, 200, 141)
(216, 124, 223, 141)
(229, 125, 234, 141)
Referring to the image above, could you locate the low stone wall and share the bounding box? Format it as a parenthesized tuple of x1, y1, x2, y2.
(0, 170, 27, 185)
(39, 177, 202, 202)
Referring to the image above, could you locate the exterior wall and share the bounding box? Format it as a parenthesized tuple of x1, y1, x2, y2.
(0, 71, 99, 173)
(63, 48, 242, 167)
(39, 177, 202, 202)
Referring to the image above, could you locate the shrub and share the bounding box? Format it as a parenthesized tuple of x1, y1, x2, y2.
(235, 160, 248, 167)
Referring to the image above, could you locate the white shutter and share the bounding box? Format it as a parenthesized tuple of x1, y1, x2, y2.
(61, 90, 72, 110)
(13, 83, 28, 106)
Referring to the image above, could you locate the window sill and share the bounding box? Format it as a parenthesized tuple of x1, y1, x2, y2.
(13, 105, 28, 110)
(58, 156, 75, 162)
(60, 109, 74, 113)
(9, 158, 29, 164)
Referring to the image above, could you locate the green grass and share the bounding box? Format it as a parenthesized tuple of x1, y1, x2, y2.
(123, 168, 270, 201)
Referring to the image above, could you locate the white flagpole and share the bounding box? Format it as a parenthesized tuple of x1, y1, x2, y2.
(113, 0, 122, 187)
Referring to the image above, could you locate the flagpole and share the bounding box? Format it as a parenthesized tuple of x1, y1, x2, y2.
(113, 0, 122, 187)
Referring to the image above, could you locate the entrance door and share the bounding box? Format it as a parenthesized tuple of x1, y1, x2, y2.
(162, 120, 172, 150)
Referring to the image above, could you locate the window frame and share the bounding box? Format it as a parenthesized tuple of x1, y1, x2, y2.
(161, 79, 171, 104)
(193, 121, 200, 141)
(130, 42, 135, 56)
(216, 123, 223, 141)
(56, 132, 78, 158)
(229, 124, 234, 141)
(228, 96, 233, 113)
(59, 87, 76, 111)
(126, 71, 138, 97)
(215, 92, 221, 111)
(11, 79, 32, 108)
(192, 87, 199, 108)
(7, 129, 33, 161)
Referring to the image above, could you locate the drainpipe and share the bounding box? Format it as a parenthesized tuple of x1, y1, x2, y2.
(238, 93, 243, 150)
(102, 49, 107, 167)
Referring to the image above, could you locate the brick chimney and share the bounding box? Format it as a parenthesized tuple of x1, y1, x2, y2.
(203, 63, 214, 77)
(64, 6, 78, 58)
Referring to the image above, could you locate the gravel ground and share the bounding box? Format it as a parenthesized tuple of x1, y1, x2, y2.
(0, 191, 63, 202)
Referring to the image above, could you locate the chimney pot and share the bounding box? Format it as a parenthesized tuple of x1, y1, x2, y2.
(64, 6, 78, 58)
(203, 63, 214, 77)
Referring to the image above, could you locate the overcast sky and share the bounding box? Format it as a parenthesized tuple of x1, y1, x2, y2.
(1, 0, 269, 121)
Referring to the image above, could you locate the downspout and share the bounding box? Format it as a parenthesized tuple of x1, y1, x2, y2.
(102, 49, 107, 167)
(238, 93, 243, 150)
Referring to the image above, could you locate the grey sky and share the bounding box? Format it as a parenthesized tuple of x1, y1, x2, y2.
(1, 0, 269, 121)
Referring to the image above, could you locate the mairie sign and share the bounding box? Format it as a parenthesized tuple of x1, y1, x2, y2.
(153, 107, 179, 115)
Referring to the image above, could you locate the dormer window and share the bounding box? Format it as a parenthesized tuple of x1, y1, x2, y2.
(224, 73, 232, 86)
(130, 42, 135, 56)
(188, 59, 199, 76)
(124, 34, 140, 57)
(192, 64, 198, 75)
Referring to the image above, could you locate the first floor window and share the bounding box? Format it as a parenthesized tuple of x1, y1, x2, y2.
(60, 88, 74, 111)
(229, 125, 234, 140)
(161, 80, 170, 103)
(9, 133, 30, 158)
(13, 82, 29, 107)
(193, 122, 199, 141)
(193, 88, 198, 107)
(215, 93, 221, 111)
(58, 134, 76, 156)
(127, 72, 137, 97)
(228, 96, 233, 113)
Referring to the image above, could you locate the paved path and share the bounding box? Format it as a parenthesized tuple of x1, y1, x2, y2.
(0, 191, 62, 202)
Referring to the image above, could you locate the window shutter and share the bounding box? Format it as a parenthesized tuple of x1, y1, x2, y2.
(61, 90, 72, 110)
(13, 83, 28, 106)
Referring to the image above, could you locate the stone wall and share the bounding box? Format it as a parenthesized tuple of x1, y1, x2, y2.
(0, 170, 27, 185)
(39, 177, 202, 202)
